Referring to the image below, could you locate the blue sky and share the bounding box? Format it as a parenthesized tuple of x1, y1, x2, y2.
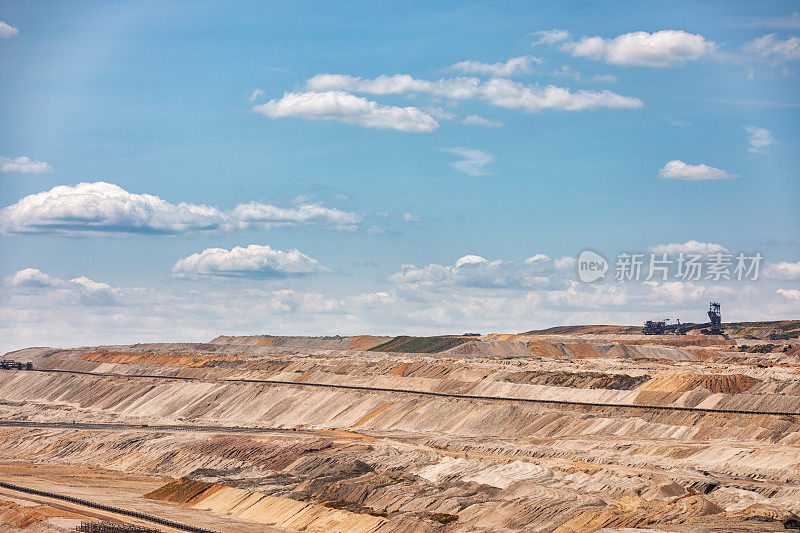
(1, 1, 799, 351)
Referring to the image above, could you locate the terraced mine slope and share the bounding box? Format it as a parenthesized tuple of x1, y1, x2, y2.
(1, 331, 799, 532)
(526, 320, 800, 338)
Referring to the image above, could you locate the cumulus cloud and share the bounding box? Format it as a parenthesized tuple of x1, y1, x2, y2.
(743, 125, 775, 153)
(0, 156, 52, 174)
(763, 261, 800, 280)
(445, 148, 494, 177)
(68, 276, 118, 305)
(562, 30, 716, 67)
(0, 181, 222, 235)
(455, 255, 489, 267)
(451, 56, 539, 77)
(402, 213, 421, 222)
(0, 182, 362, 236)
(742, 34, 800, 62)
(5, 268, 117, 306)
(659, 160, 738, 181)
(462, 115, 503, 128)
(305, 74, 643, 112)
(6, 268, 63, 288)
(252, 90, 438, 132)
(0, 21, 18, 38)
(172, 244, 328, 279)
(649, 240, 729, 256)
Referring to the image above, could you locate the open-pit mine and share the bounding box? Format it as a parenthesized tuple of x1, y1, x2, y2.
(1, 323, 799, 532)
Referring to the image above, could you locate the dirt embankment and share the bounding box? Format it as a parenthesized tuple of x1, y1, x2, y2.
(350, 336, 393, 351)
(145, 477, 222, 506)
(523, 325, 632, 335)
(80, 350, 245, 367)
(369, 336, 469, 353)
(147, 477, 387, 532)
(0, 499, 54, 528)
(208, 335, 392, 351)
(638, 372, 760, 394)
(505, 370, 649, 390)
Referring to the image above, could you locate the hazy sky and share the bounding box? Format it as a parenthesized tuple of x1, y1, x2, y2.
(1, 1, 799, 351)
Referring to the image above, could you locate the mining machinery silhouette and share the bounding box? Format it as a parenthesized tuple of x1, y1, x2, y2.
(700, 301, 724, 336)
(642, 301, 724, 336)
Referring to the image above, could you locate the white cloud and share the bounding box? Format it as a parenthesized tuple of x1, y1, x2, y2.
(402, 213, 421, 222)
(6, 268, 63, 288)
(553, 256, 577, 271)
(462, 115, 503, 128)
(531, 29, 570, 46)
(68, 276, 117, 305)
(389, 254, 573, 290)
(461, 115, 503, 128)
(5, 268, 117, 306)
(0, 182, 362, 236)
(526, 253, 577, 272)
(777, 288, 800, 300)
(552, 65, 581, 81)
(451, 56, 539, 77)
(742, 34, 800, 62)
(481, 79, 642, 111)
(305, 74, 644, 112)
(658, 160, 739, 181)
(649, 240, 729, 256)
(642, 281, 708, 304)
(445, 148, 494, 176)
(252, 90, 438, 132)
(0, 156, 52, 174)
(455, 255, 489, 267)
(230, 202, 361, 232)
(0, 21, 18, 38)
(0, 181, 223, 235)
(743, 125, 775, 153)
(267, 289, 342, 314)
(172, 244, 328, 279)
(763, 261, 800, 280)
(424, 106, 457, 120)
(344, 291, 397, 308)
(248, 89, 264, 103)
(563, 30, 716, 67)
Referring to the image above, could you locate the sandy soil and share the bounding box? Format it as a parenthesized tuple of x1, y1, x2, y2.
(1, 333, 799, 532)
